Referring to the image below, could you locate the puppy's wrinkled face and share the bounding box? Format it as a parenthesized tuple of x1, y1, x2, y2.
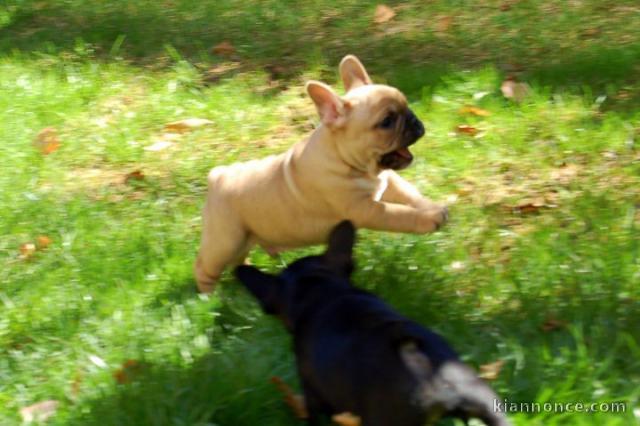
(306, 55, 425, 174)
(342, 85, 424, 173)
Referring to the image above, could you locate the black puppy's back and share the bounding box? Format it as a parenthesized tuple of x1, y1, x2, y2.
(293, 281, 460, 426)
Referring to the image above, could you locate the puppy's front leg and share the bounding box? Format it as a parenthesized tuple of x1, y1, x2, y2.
(347, 198, 446, 234)
(381, 171, 446, 213)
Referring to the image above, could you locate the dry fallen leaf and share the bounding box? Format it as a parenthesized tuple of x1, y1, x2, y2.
(581, 27, 601, 38)
(459, 105, 491, 117)
(501, 78, 529, 102)
(20, 400, 59, 423)
(479, 359, 505, 381)
(164, 118, 213, 133)
(37, 235, 52, 250)
(332, 412, 362, 426)
(615, 89, 632, 100)
(212, 41, 236, 56)
(270, 376, 308, 419)
(374, 4, 396, 24)
(19, 242, 36, 260)
(204, 61, 242, 84)
(456, 124, 479, 136)
(541, 317, 567, 332)
(113, 359, 144, 384)
(71, 370, 83, 398)
(435, 15, 453, 32)
(516, 204, 540, 214)
(124, 170, 145, 183)
(515, 198, 546, 214)
(33, 127, 60, 155)
(265, 63, 288, 81)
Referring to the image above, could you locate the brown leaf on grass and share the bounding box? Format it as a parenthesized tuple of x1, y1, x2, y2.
(455, 181, 475, 196)
(112, 370, 127, 384)
(374, 5, 396, 24)
(113, 359, 144, 384)
(516, 203, 541, 214)
(479, 359, 505, 381)
(332, 412, 362, 426)
(37, 235, 53, 250)
(124, 170, 145, 183)
(20, 400, 59, 423)
(500, 1, 514, 11)
(501, 78, 529, 102)
(265, 64, 288, 81)
(71, 370, 83, 398)
(164, 118, 213, 133)
(580, 27, 601, 38)
(514, 197, 546, 214)
(33, 127, 60, 155)
(615, 89, 632, 100)
(203, 61, 243, 84)
(541, 317, 567, 332)
(435, 15, 453, 32)
(211, 41, 236, 56)
(459, 105, 491, 117)
(270, 376, 308, 419)
(456, 124, 479, 136)
(19, 242, 36, 260)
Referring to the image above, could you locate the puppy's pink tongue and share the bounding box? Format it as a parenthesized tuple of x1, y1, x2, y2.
(396, 147, 412, 159)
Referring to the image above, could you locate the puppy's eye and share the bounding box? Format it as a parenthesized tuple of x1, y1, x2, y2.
(377, 113, 396, 129)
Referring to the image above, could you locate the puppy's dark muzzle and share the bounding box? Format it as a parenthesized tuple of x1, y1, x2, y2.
(403, 109, 425, 145)
(379, 109, 425, 170)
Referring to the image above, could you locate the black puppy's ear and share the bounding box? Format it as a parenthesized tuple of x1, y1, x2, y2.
(234, 265, 280, 315)
(323, 220, 356, 277)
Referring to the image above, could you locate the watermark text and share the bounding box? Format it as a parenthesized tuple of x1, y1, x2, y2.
(494, 399, 627, 414)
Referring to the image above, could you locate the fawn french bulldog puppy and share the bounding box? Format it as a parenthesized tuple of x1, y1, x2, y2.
(235, 221, 511, 426)
(195, 55, 447, 293)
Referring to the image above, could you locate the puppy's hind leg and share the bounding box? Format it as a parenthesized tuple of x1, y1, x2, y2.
(194, 197, 250, 294)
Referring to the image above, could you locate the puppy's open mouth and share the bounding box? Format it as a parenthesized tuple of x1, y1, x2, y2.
(379, 146, 414, 170)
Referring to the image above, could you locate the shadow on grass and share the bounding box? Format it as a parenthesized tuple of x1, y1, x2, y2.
(2, 1, 640, 94)
(63, 268, 639, 425)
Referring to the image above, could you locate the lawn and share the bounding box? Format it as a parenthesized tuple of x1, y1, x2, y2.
(1, 1, 639, 425)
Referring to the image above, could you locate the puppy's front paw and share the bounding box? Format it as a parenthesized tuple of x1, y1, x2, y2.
(416, 204, 448, 233)
(437, 205, 449, 226)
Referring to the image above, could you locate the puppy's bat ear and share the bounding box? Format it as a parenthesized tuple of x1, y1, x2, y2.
(323, 220, 356, 277)
(339, 55, 372, 92)
(234, 265, 280, 314)
(306, 81, 350, 129)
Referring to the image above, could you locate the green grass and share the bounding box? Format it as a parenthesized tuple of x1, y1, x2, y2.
(1, 1, 640, 425)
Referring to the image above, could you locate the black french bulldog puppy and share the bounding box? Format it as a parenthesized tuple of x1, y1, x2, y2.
(235, 221, 511, 426)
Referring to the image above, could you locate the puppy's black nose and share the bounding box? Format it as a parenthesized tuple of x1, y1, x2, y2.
(406, 110, 425, 139)
(413, 117, 425, 138)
